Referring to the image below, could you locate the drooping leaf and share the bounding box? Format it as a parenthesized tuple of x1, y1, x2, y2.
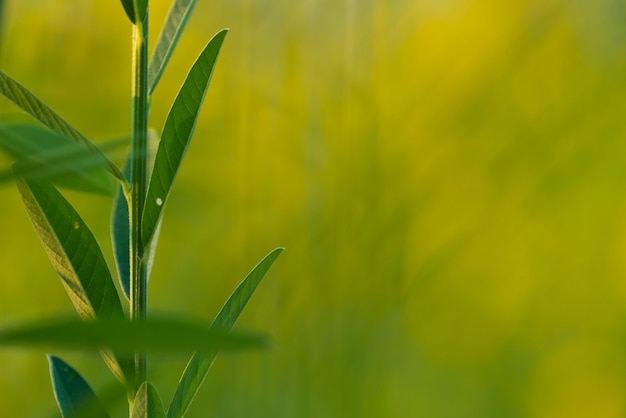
(0, 316, 268, 353)
(48, 355, 110, 418)
(15, 176, 124, 320)
(0, 123, 115, 195)
(112, 130, 160, 300)
(132, 382, 166, 418)
(14, 176, 130, 384)
(0, 70, 125, 183)
(148, 0, 199, 94)
(167, 248, 283, 418)
(142, 29, 228, 245)
(120, 0, 135, 23)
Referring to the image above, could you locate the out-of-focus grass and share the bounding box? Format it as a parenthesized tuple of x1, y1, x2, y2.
(2, 0, 626, 417)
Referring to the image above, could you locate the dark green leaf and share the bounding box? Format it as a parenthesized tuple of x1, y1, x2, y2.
(48, 355, 110, 418)
(120, 0, 135, 23)
(112, 131, 159, 300)
(167, 248, 283, 418)
(132, 382, 166, 418)
(136, 0, 148, 23)
(0, 70, 125, 183)
(148, 0, 199, 94)
(142, 29, 228, 245)
(119, 0, 146, 24)
(111, 157, 131, 299)
(0, 316, 268, 352)
(0, 123, 115, 195)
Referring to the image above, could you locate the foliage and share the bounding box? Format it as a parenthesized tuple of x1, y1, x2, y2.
(0, 0, 282, 416)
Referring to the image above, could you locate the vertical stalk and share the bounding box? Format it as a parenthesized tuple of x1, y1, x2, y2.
(130, 11, 149, 395)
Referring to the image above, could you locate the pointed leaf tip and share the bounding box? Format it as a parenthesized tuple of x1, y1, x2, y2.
(167, 247, 282, 418)
(120, 0, 147, 24)
(143, 29, 228, 245)
(149, 0, 201, 94)
(120, 0, 135, 22)
(132, 382, 166, 418)
(48, 355, 110, 418)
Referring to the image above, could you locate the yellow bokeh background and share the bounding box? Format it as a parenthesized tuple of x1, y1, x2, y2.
(2, 0, 626, 416)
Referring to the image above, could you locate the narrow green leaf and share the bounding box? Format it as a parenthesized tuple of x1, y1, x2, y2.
(0, 123, 115, 195)
(120, 0, 135, 23)
(15, 176, 124, 320)
(132, 382, 166, 418)
(0, 70, 126, 183)
(48, 355, 110, 418)
(136, 0, 148, 23)
(112, 131, 159, 300)
(100, 349, 133, 390)
(15, 176, 130, 384)
(142, 29, 228, 245)
(111, 157, 131, 299)
(148, 0, 199, 94)
(0, 317, 268, 352)
(167, 248, 283, 418)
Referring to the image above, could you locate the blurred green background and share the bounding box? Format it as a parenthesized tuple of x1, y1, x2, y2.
(2, 0, 626, 416)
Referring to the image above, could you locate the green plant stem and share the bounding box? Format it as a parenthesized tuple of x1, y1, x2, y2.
(130, 12, 149, 397)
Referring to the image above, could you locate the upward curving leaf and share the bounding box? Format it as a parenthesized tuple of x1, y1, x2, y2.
(166, 248, 283, 418)
(142, 29, 228, 245)
(148, 0, 199, 94)
(48, 355, 110, 418)
(0, 71, 125, 183)
(112, 131, 160, 300)
(15, 176, 124, 320)
(111, 157, 131, 299)
(14, 176, 130, 384)
(132, 382, 166, 418)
